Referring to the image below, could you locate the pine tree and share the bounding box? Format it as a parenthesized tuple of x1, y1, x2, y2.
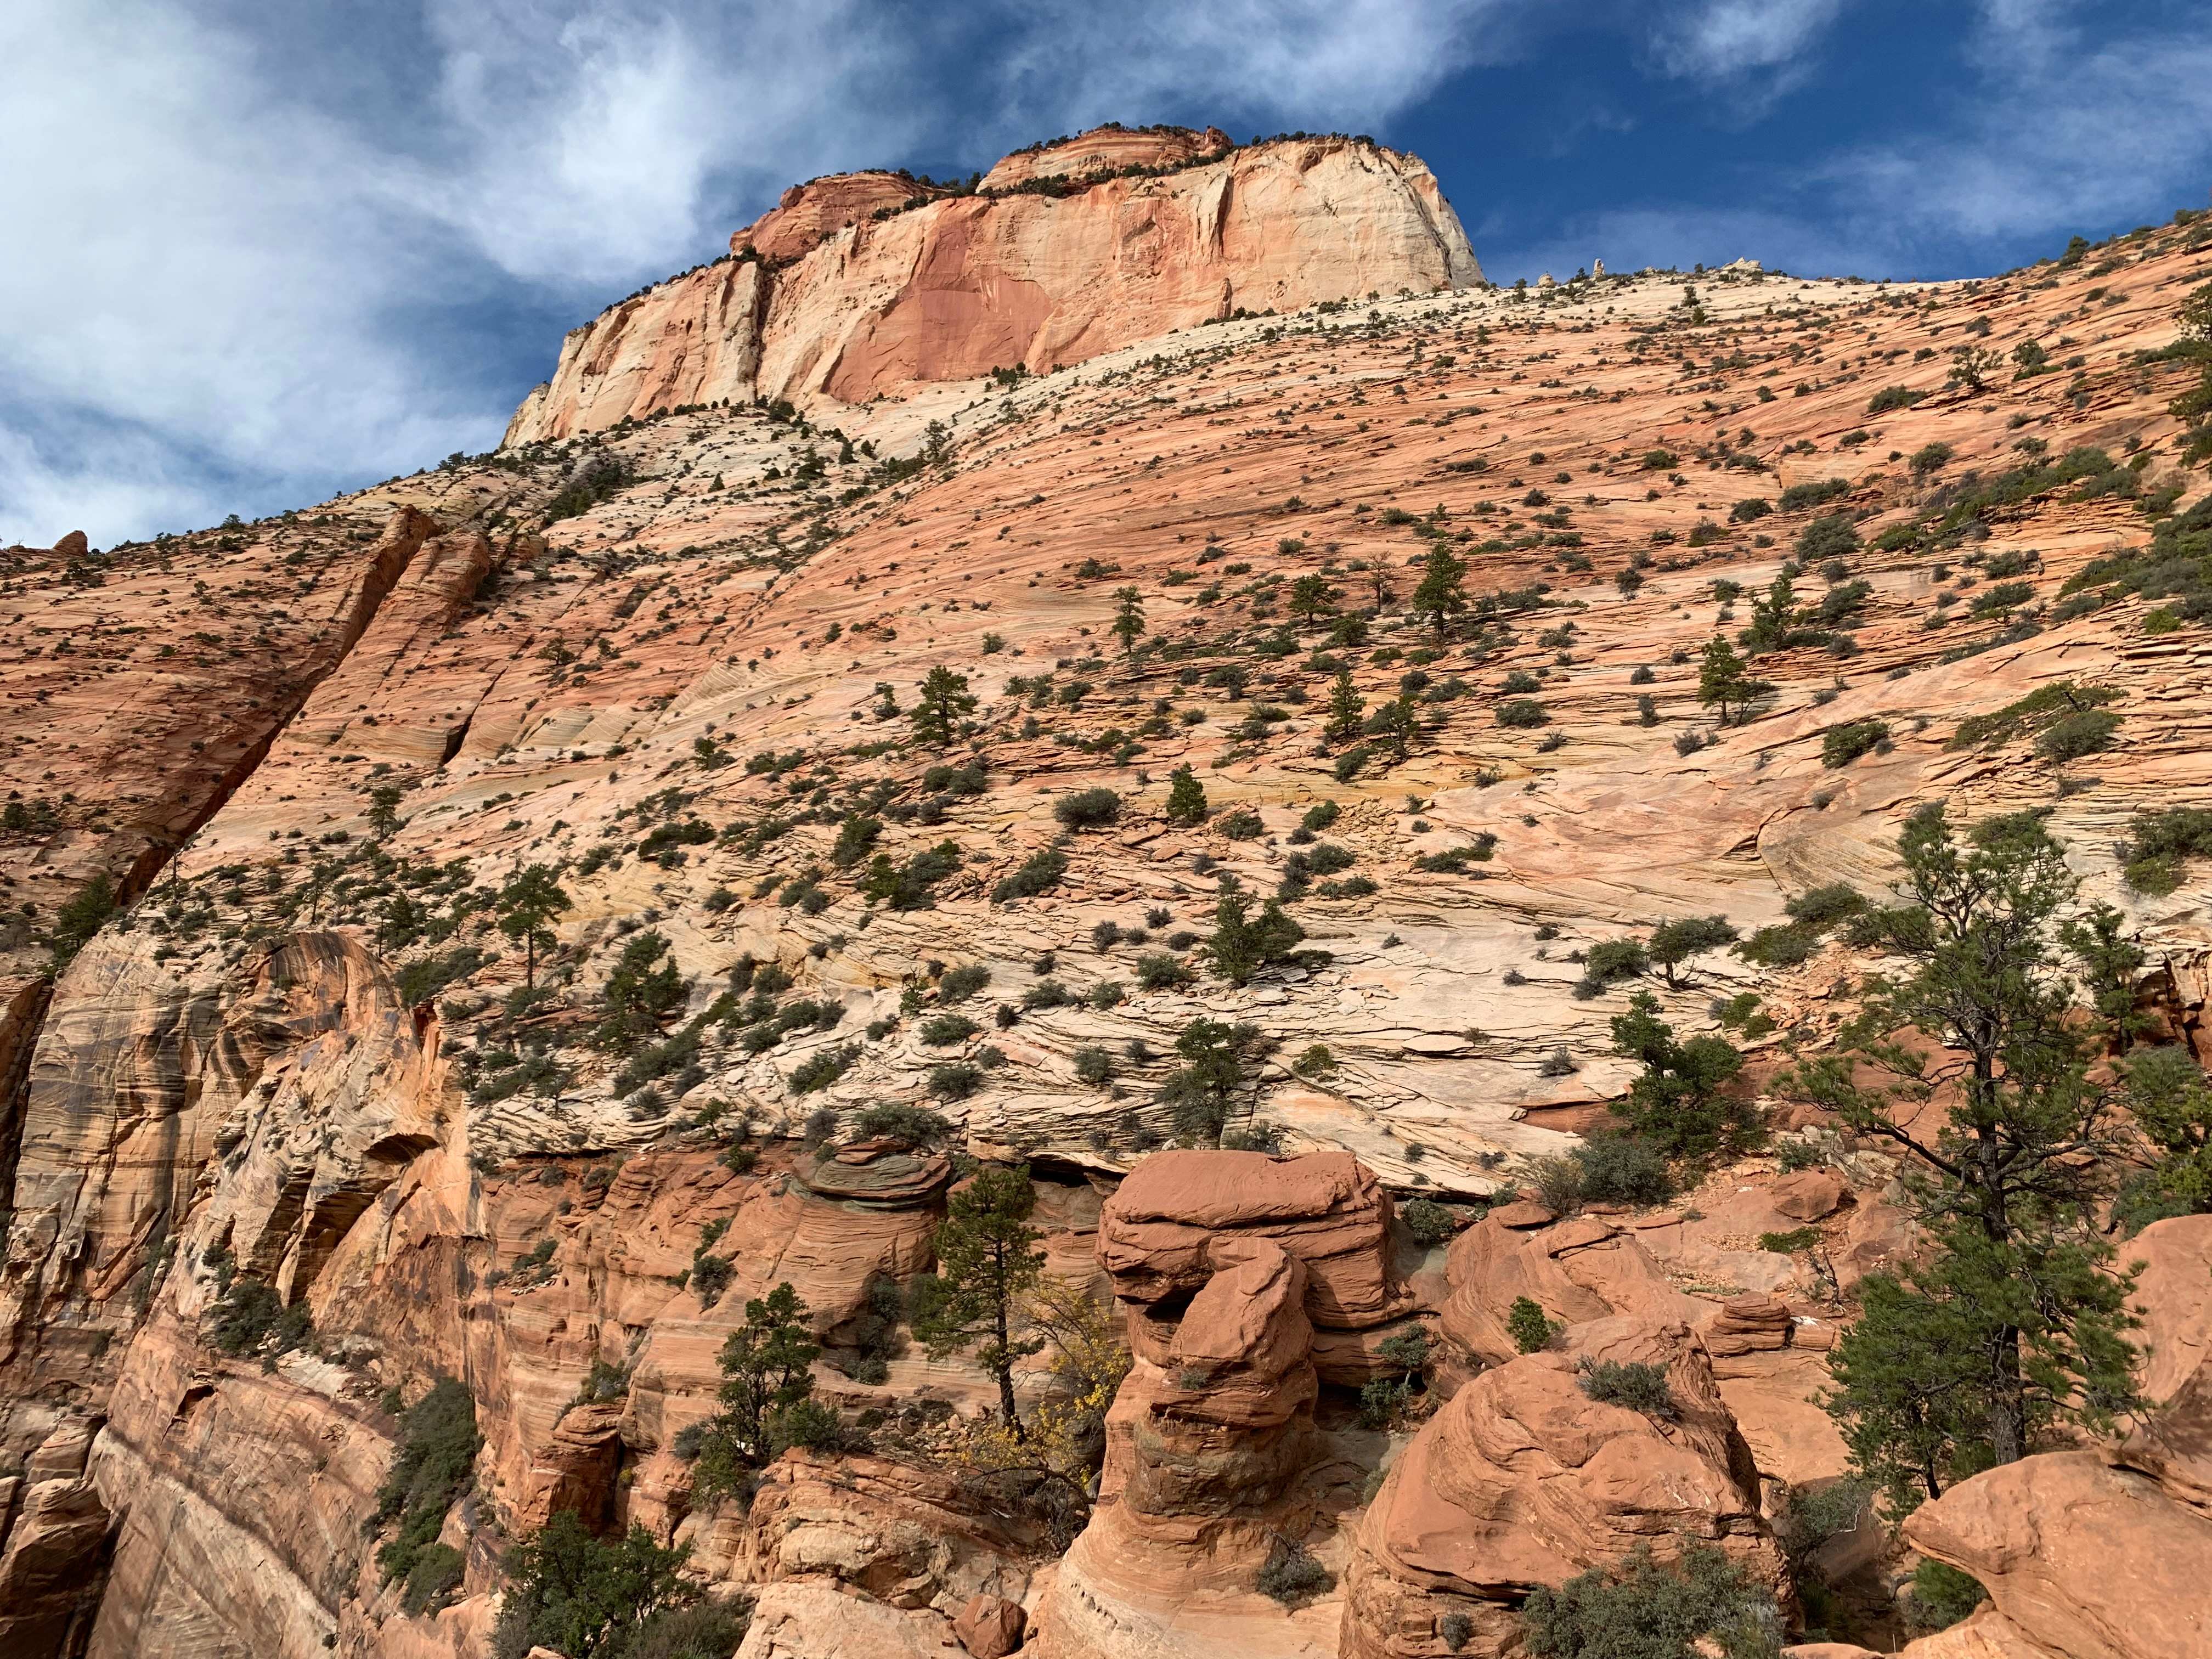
(911, 1166, 1046, 1432)
(1164, 764, 1209, 824)
(910, 665, 977, 748)
(366, 782, 405, 838)
(1160, 1016, 1269, 1144)
(496, 864, 572, 989)
(1696, 636, 1765, 724)
(1791, 806, 2141, 1498)
(1410, 545, 1469, 634)
(703, 1283, 819, 1472)
(1645, 915, 1740, 987)
(1324, 670, 1367, 744)
(1364, 693, 1418, 761)
(1110, 586, 1146, 657)
(1608, 991, 1751, 1157)
(1288, 573, 1337, 625)
(1739, 578, 1797, 657)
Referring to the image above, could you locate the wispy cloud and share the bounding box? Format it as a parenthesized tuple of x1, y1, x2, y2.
(1823, 0, 2212, 245)
(1648, 0, 1850, 81)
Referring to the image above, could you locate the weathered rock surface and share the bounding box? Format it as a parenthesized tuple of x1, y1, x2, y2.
(5, 124, 2212, 1659)
(1340, 1319, 1782, 1659)
(505, 129, 1479, 439)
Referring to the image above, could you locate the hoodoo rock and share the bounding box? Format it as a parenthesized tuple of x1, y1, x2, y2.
(504, 127, 1480, 441)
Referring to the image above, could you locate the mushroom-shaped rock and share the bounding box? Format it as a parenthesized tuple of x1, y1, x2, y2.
(1037, 1238, 1328, 1658)
(1099, 1148, 1407, 1334)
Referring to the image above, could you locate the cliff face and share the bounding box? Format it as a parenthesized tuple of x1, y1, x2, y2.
(503, 128, 1481, 442)
(4, 141, 2212, 1659)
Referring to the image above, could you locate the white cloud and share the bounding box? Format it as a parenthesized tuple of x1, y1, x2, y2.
(986, 0, 1521, 136)
(1647, 0, 1848, 81)
(1823, 1, 2212, 245)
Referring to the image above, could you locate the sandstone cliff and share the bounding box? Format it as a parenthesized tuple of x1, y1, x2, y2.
(504, 127, 1481, 441)
(3, 139, 2211, 1659)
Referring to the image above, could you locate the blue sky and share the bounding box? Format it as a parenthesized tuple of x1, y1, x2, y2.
(5, 0, 2210, 548)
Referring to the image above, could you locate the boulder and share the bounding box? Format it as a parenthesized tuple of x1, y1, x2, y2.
(1339, 1320, 1781, 1659)
(1903, 1449, 2212, 1659)
(952, 1593, 1026, 1658)
(51, 529, 89, 560)
(1770, 1171, 1847, 1221)
(1437, 1212, 1704, 1375)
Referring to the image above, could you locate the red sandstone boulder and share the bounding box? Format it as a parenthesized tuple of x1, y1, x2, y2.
(1770, 1171, 1847, 1221)
(952, 1592, 1026, 1658)
(1903, 1449, 2211, 1659)
(1437, 1212, 1703, 1374)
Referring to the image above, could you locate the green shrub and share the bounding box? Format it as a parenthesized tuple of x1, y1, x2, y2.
(928, 1062, 983, 1101)
(1073, 1045, 1114, 1086)
(1508, 1296, 1559, 1354)
(850, 1104, 951, 1148)
(938, 963, 991, 1003)
(1820, 719, 1890, 768)
(1054, 788, 1122, 830)
(1574, 1134, 1673, 1204)
(624, 1600, 755, 1659)
(1521, 1542, 1780, 1659)
(1497, 698, 1550, 728)
(1866, 385, 1925, 413)
(375, 1378, 481, 1590)
(1796, 514, 1859, 563)
(1135, 951, 1194, 990)
(1401, 1197, 1455, 1247)
(402, 1544, 466, 1615)
(1906, 1559, 1988, 1634)
(2036, 709, 2119, 761)
(918, 1013, 979, 1046)
(1577, 1358, 1677, 1418)
(1780, 477, 1851, 511)
(206, 1278, 313, 1363)
(1216, 808, 1265, 839)
(786, 1043, 859, 1094)
(993, 847, 1068, 902)
(490, 1512, 690, 1659)
(1256, 1538, 1334, 1607)
(2123, 806, 2212, 893)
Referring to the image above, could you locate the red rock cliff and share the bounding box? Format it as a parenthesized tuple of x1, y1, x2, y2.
(503, 127, 1481, 441)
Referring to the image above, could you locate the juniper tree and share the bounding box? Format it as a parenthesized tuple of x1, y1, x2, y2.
(690, 1283, 820, 1498)
(1790, 805, 2141, 1499)
(1646, 915, 1740, 988)
(1160, 1016, 1269, 1144)
(1609, 991, 1751, 1159)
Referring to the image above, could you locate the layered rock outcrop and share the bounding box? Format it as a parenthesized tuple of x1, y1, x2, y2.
(1340, 1318, 1784, 1659)
(504, 128, 1480, 439)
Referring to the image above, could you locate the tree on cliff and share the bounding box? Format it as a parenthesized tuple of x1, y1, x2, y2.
(1164, 763, 1209, 824)
(1788, 805, 2141, 1509)
(910, 665, 977, 748)
(1608, 991, 1750, 1158)
(1324, 670, 1367, 745)
(1696, 636, 1769, 724)
(45, 873, 116, 973)
(496, 863, 571, 988)
(1288, 573, 1338, 625)
(1204, 874, 1306, 986)
(1111, 585, 1147, 656)
(697, 1283, 821, 1481)
(911, 1165, 1046, 1434)
(1411, 544, 1470, 634)
(489, 1511, 698, 1659)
